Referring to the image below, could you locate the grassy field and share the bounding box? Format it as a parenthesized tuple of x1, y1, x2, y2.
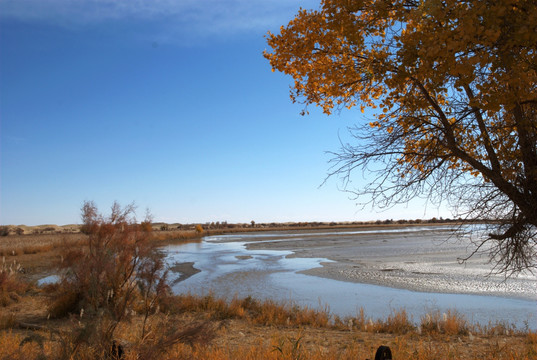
(1, 228, 536, 359)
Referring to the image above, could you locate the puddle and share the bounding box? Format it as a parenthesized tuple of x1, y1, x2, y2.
(38, 275, 60, 286)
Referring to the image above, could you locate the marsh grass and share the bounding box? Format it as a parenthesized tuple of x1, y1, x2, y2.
(0, 259, 30, 307)
(420, 310, 470, 336)
(151, 230, 203, 243)
(1, 290, 536, 359)
(160, 293, 333, 328)
(0, 233, 88, 257)
(0, 229, 203, 258)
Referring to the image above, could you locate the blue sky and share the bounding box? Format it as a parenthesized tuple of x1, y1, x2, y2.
(0, 0, 449, 225)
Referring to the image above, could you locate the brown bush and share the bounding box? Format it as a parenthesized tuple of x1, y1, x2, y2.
(48, 289, 81, 318)
(139, 221, 153, 233)
(0, 260, 29, 307)
(43, 201, 213, 358)
(53, 201, 164, 320)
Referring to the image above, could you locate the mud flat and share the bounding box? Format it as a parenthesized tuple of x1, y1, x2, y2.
(242, 226, 536, 301)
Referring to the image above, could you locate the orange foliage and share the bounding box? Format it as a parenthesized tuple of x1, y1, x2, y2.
(265, 0, 537, 182)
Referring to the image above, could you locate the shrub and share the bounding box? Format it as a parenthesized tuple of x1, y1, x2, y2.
(40, 201, 217, 359)
(528, 331, 537, 345)
(0, 260, 29, 307)
(49, 201, 172, 347)
(48, 289, 81, 318)
(140, 221, 153, 233)
(38, 202, 218, 360)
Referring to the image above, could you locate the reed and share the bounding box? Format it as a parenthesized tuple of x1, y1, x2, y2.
(420, 310, 470, 336)
(0, 259, 30, 307)
(1, 290, 536, 360)
(0, 233, 88, 256)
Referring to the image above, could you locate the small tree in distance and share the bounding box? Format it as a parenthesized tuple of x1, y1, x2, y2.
(265, 0, 537, 275)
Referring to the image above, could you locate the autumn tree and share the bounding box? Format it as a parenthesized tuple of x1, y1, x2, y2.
(265, 0, 537, 275)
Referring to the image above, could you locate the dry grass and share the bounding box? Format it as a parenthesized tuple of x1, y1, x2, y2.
(151, 230, 204, 243)
(0, 259, 31, 307)
(0, 233, 88, 257)
(0, 313, 17, 329)
(159, 293, 332, 328)
(0, 230, 203, 258)
(1, 291, 536, 359)
(420, 310, 470, 336)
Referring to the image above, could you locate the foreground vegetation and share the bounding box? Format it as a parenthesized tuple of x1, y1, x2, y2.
(2, 289, 536, 359)
(1, 203, 535, 359)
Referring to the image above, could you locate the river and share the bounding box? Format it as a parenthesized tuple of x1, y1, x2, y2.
(163, 226, 537, 329)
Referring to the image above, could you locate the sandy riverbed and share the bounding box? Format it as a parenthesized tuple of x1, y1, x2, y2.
(238, 226, 536, 301)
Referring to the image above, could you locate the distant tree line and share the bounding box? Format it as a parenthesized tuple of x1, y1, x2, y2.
(0, 217, 476, 236)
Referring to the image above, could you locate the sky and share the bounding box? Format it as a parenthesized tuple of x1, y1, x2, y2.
(0, 0, 450, 225)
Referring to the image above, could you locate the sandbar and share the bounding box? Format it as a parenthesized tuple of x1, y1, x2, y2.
(241, 227, 536, 301)
(169, 262, 201, 284)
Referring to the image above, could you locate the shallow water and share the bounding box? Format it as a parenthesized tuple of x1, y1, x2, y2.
(37, 274, 60, 286)
(163, 227, 537, 329)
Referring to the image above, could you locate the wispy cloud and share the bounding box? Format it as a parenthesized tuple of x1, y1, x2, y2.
(0, 0, 318, 39)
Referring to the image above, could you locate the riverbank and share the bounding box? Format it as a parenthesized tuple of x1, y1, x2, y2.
(2, 288, 536, 359)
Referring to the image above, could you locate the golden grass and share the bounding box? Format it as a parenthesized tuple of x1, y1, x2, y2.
(159, 293, 333, 328)
(0, 230, 204, 258)
(151, 230, 204, 243)
(1, 291, 536, 360)
(0, 231, 199, 259)
(1, 260, 30, 307)
(420, 310, 470, 336)
(1, 329, 536, 360)
(0, 233, 88, 257)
